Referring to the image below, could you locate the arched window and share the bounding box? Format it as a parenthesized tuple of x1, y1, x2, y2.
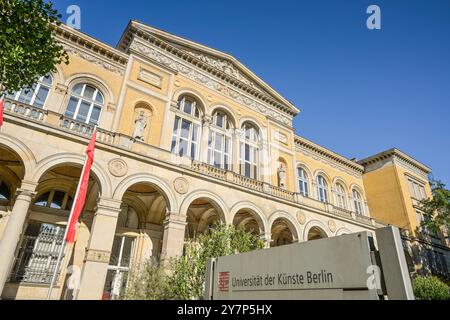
(208, 110, 232, 169)
(0, 180, 11, 201)
(353, 189, 365, 215)
(239, 122, 260, 179)
(297, 167, 309, 197)
(335, 183, 347, 209)
(65, 83, 104, 125)
(171, 95, 202, 159)
(6, 74, 53, 108)
(317, 175, 328, 203)
(34, 190, 73, 211)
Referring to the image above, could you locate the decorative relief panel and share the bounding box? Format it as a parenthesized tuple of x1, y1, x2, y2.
(328, 220, 337, 233)
(138, 68, 162, 88)
(85, 249, 111, 263)
(108, 158, 128, 177)
(130, 40, 292, 126)
(184, 50, 266, 93)
(274, 130, 289, 145)
(296, 210, 306, 225)
(174, 177, 189, 194)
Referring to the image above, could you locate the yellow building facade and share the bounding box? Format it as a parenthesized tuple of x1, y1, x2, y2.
(0, 21, 447, 300)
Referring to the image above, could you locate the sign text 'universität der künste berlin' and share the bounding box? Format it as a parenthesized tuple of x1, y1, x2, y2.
(220, 270, 334, 292)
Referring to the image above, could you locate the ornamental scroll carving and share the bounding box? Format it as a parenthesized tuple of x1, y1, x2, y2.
(129, 40, 292, 126)
(62, 43, 125, 76)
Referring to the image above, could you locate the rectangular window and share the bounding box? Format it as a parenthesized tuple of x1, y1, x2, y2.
(102, 235, 135, 300)
(407, 178, 427, 200)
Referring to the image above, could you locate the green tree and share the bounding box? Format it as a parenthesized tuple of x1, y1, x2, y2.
(0, 0, 69, 94)
(124, 224, 264, 300)
(419, 180, 450, 235)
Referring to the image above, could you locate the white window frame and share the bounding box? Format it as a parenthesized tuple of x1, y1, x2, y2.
(66, 83, 104, 125)
(297, 167, 309, 197)
(317, 175, 328, 203)
(407, 178, 427, 200)
(239, 123, 260, 179)
(104, 235, 136, 300)
(335, 183, 347, 209)
(208, 111, 232, 170)
(7, 75, 53, 108)
(352, 189, 365, 215)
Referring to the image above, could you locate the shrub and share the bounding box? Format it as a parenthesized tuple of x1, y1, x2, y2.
(412, 276, 450, 300)
(123, 258, 170, 300)
(124, 223, 264, 300)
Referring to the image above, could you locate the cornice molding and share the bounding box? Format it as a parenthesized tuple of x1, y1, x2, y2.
(53, 24, 128, 75)
(358, 148, 431, 179)
(294, 135, 364, 177)
(129, 39, 293, 127)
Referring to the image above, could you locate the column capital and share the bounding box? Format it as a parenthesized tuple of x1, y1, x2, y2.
(164, 211, 187, 227)
(94, 198, 123, 217)
(17, 180, 38, 194)
(202, 115, 213, 128)
(15, 188, 37, 199)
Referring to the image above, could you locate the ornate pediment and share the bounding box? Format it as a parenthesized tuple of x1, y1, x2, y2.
(180, 48, 267, 93)
(118, 20, 299, 125)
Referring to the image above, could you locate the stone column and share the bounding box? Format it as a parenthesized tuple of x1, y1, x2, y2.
(0, 181, 37, 295)
(259, 139, 271, 183)
(160, 211, 187, 262)
(199, 115, 212, 164)
(76, 198, 122, 300)
(232, 129, 241, 173)
(160, 101, 178, 151)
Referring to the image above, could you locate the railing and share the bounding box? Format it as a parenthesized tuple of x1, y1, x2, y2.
(231, 173, 264, 192)
(268, 184, 296, 202)
(4, 100, 379, 227)
(191, 161, 227, 181)
(59, 115, 116, 145)
(332, 206, 353, 219)
(4, 99, 48, 122)
(354, 214, 372, 223)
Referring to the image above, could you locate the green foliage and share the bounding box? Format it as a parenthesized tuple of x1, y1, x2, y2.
(412, 276, 450, 300)
(124, 224, 264, 300)
(419, 180, 450, 235)
(0, 0, 69, 94)
(122, 258, 170, 300)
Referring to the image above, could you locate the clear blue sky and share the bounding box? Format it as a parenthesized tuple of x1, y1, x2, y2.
(53, 0, 450, 185)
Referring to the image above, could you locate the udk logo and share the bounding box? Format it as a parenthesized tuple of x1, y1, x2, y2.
(219, 271, 230, 292)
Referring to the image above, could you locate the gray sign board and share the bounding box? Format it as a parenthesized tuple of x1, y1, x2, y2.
(205, 227, 413, 300)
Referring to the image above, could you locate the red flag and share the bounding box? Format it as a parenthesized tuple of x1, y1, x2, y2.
(66, 129, 97, 243)
(0, 95, 4, 127)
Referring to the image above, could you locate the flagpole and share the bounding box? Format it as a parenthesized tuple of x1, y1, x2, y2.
(46, 154, 89, 300)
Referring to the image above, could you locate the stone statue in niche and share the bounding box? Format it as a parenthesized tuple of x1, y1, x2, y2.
(278, 164, 286, 189)
(133, 111, 148, 141)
